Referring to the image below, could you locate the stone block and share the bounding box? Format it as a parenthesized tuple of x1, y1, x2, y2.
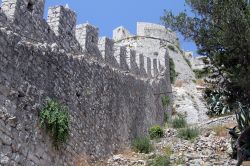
(113, 26, 132, 41)
(76, 23, 102, 59)
(98, 37, 119, 67)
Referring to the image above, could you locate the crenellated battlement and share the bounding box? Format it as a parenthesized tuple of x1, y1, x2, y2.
(1, 0, 45, 21)
(47, 5, 76, 37)
(0, 0, 175, 79)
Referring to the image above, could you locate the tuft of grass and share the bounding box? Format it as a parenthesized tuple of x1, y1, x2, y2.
(184, 57, 192, 68)
(162, 96, 170, 107)
(132, 137, 153, 154)
(162, 145, 173, 157)
(177, 127, 199, 140)
(164, 112, 170, 123)
(148, 125, 164, 139)
(147, 155, 171, 166)
(211, 125, 228, 137)
(174, 157, 185, 165)
(171, 116, 187, 129)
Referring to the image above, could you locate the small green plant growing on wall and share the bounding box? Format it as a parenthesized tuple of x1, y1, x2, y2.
(183, 55, 192, 68)
(40, 98, 70, 149)
(169, 58, 177, 84)
(168, 45, 177, 52)
(162, 96, 170, 107)
(148, 125, 164, 139)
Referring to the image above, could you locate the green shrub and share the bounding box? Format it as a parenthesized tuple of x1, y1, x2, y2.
(171, 116, 187, 129)
(132, 137, 152, 153)
(193, 68, 210, 79)
(40, 99, 70, 149)
(177, 127, 199, 140)
(169, 58, 177, 84)
(148, 125, 164, 139)
(147, 155, 171, 166)
(162, 96, 170, 107)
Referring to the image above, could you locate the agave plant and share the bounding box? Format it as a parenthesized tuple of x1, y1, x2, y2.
(205, 91, 231, 116)
(236, 102, 250, 132)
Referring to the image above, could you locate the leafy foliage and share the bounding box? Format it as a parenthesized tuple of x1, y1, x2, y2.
(40, 99, 70, 149)
(132, 137, 153, 153)
(193, 68, 210, 79)
(148, 125, 164, 139)
(177, 127, 199, 140)
(169, 58, 177, 84)
(162, 0, 250, 105)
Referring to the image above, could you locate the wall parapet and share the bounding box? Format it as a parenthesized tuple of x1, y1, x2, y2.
(0, 1, 173, 79)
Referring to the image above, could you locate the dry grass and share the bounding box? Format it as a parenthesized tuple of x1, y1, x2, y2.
(74, 155, 90, 166)
(242, 161, 250, 166)
(211, 125, 228, 137)
(174, 80, 184, 87)
(196, 79, 205, 86)
(162, 145, 173, 157)
(115, 148, 145, 160)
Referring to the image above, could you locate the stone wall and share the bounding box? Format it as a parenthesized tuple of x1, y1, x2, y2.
(0, 1, 173, 165)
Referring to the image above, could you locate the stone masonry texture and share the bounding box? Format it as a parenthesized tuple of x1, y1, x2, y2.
(0, 0, 174, 165)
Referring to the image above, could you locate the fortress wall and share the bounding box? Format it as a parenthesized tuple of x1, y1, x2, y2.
(0, 28, 168, 165)
(0, 1, 173, 165)
(137, 22, 177, 44)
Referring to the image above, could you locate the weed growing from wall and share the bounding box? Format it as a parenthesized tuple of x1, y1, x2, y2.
(169, 58, 177, 84)
(40, 98, 70, 149)
(168, 45, 177, 53)
(162, 96, 170, 107)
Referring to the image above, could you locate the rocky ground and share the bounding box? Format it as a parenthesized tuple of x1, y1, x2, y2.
(105, 115, 237, 166)
(103, 85, 239, 166)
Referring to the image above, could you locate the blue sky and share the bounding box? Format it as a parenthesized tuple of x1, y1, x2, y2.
(0, 0, 197, 54)
(44, 0, 197, 54)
